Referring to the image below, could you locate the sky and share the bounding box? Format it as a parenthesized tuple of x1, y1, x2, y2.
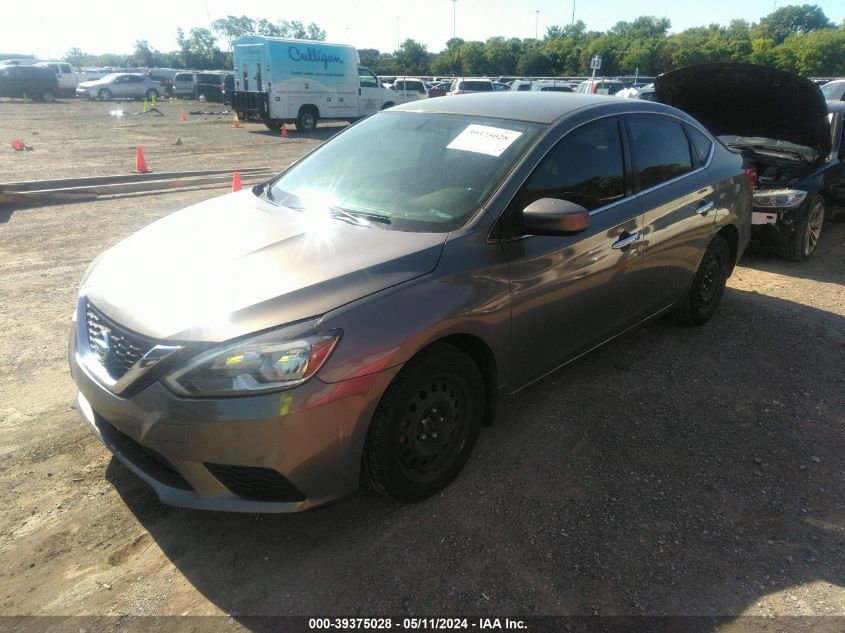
(2, 0, 844, 60)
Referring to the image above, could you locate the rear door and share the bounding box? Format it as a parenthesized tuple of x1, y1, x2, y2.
(501, 116, 649, 387)
(625, 114, 718, 311)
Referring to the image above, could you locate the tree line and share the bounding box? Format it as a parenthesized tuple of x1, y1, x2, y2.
(62, 5, 844, 77)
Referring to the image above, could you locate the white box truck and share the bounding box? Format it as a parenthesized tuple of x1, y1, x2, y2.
(230, 36, 398, 132)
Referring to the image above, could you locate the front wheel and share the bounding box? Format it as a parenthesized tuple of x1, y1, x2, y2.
(670, 235, 730, 326)
(786, 196, 825, 262)
(98, 88, 112, 101)
(145, 89, 159, 101)
(41, 90, 55, 103)
(295, 106, 317, 132)
(361, 344, 484, 502)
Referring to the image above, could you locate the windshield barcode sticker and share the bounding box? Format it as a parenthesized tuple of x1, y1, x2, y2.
(447, 124, 523, 157)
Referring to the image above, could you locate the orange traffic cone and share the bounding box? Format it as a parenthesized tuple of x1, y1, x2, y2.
(133, 145, 150, 173)
(232, 114, 241, 128)
(180, 111, 186, 122)
(232, 171, 241, 192)
(281, 123, 288, 138)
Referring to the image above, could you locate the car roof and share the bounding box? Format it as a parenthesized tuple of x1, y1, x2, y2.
(391, 92, 681, 124)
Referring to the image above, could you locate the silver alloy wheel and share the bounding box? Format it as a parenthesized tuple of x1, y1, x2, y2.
(804, 200, 824, 256)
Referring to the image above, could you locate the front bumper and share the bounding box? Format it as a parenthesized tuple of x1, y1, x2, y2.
(69, 324, 399, 512)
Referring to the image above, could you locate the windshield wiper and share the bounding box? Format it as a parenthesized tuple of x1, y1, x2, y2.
(257, 182, 275, 203)
(283, 204, 391, 226)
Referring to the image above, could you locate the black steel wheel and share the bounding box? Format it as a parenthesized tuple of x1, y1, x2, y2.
(362, 343, 484, 502)
(670, 234, 730, 326)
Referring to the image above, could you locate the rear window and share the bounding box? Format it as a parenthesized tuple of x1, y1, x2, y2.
(686, 125, 713, 165)
(462, 81, 492, 92)
(629, 117, 694, 189)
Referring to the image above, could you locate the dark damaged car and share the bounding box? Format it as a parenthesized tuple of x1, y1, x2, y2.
(656, 63, 843, 261)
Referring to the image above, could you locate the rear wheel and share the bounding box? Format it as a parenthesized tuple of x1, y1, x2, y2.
(670, 235, 730, 326)
(361, 344, 484, 502)
(295, 106, 317, 132)
(41, 90, 55, 103)
(263, 119, 283, 131)
(786, 196, 825, 261)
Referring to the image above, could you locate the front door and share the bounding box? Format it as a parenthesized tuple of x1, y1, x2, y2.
(501, 117, 648, 387)
(358, 67, 381, 116)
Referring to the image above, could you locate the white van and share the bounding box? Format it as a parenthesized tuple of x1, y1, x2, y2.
(35, 62, 78, 94)
(230, 36, 397, 131)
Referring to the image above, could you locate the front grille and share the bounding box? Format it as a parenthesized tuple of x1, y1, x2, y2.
(96, 416, 193, 491)
(204, 463, 305, 502)
(86, 302, 155, 379)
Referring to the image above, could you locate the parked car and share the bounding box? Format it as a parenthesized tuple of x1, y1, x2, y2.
(530, 81, 573, 93)
(171, 72, 196, 98)
(509, 79, 533, 91)
(0, 64, 58, 102)
(426, 82, 447, 98)
(447, 78, 494, 95)
(391, 77, 429, 104)
(575, 79, 626, 95)
(195, 73, 230, 103)
(821, 79, 845, 101)
(76, 73, 162, 101)
(655, 63, 838, 261)
(69, 92, 751, 512)
(492, 81, 509, 91)
(34, 61, 77, 95)
(146, 68, 180, 95)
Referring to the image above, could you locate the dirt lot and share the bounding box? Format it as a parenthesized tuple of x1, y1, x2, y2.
(1, 98, 844, 628)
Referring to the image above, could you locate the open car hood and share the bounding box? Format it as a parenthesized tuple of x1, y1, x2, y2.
(655, 63, 831, 160)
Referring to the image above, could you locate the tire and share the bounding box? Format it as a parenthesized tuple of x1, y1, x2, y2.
(670, 235, 730, 326)
(263, 119, 283, 131)
(42, 91, 55, 103)
(361, 344, 484, 502)
(145, 89, 159, 101)
(786, 196, 825, 262)
(381, 101, 395, 110)
(98, 88, 111, 101)
(295, 106, 317, 132)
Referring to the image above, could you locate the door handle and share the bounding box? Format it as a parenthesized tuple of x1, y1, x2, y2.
(696, 200, 715, 216)
(611, 232, 640, 250)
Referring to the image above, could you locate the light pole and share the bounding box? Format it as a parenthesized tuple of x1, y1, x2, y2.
(452, 0, 457, 39)
(571, 0, 576, 25)
(396, 16, 400, 49)
(535, 10, 540, 38)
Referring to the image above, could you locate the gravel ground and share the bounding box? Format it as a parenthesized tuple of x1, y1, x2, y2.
(0, 98, 843, 628)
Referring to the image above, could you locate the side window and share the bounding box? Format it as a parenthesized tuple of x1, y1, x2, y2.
(628, 117, 693, 189)
(61, 64, 72, 73)
(394, 81, 405, 91)
(686, 124, 713, 166)
(359, 68, 378, 88)
(522, 118, 626, 212)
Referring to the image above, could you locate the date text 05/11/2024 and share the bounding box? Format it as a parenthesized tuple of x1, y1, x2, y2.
(307, 618, 528, 630)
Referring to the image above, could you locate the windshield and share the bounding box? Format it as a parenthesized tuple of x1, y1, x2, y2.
(718, 135, 819, 163)
(269, 112, 543, 232)
(821, 82, 842, 99)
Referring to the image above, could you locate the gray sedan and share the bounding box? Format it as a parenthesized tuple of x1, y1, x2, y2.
(75, 73, 162, 101)
(69, 93, 751, 512)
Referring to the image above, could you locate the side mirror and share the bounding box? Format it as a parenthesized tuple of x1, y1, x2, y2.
(522, 198, 590, 235)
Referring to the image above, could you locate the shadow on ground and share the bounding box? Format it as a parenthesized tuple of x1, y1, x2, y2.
(107, 280, 845, 622)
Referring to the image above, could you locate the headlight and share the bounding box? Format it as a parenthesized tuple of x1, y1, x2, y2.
(752, 189, 807, 209)
(164, 325, 341, 397)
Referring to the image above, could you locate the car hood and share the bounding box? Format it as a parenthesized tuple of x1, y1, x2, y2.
(82, 190, 448, 342)
(655, 63, 831, 160)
